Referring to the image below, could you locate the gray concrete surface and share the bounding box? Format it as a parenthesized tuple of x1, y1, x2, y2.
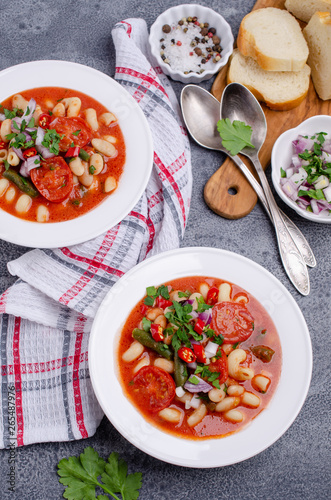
(0, 1, 330, 499)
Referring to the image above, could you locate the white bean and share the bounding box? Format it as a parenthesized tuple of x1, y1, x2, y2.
(92, 138, 117, 157)
(189, 292, 202, 310)
(233, 294, 248, 304)
(215, 396, 240, 413)
(198, 282, 209, 300)
(226, 384, 244, 397)
(78, 161, 93, 187)
(44, 99, 54, 109)
(69, 157, 85, 176)
(84, 108, 99, 131)
(133, 355, 150, 374)
(218, 282, 231, 302)
(103, 135, 117, 144)
(154, 358, 174, 373)
(223, 409, 244, 423)
(99, 112, 117, 126)
(252, 374, 271, 393)
(158, 407, 182, 423)
(12, 94, 28, 111)
(104, 176, 117, 193)
(5, 186, 16, 202)
(145, 308, 163, 320)
(52, 102, 65, 117)
(33, 104, 43, 121)
(89, 153, 103, 175)
(122, 341, 144, 362)
(1, 119, 12, 142)
(15, 194, 32, 214)
(0, 178, 9, 196)
(241, 391, 261, 408)
(154, 314, 167, 329)
(36, 205, 49, 223)
(208, 386, 226, 403)
(187, 403, 207, 427)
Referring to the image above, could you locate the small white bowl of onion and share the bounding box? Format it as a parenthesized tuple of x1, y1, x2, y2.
(271, 115, 331, 223)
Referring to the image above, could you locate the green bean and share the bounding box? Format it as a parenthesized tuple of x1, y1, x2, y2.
(3, 169, 39, 197)
(79, 148, 90, 161)
(132, 328, 173, 360)
(174, 350, 188, 387)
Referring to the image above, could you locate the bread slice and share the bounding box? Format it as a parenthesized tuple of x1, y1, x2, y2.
(303, 12, 331, 100)
(237, 7, 309, 71)
(285, 0, 331, 23)
(227, 49, 311, 110)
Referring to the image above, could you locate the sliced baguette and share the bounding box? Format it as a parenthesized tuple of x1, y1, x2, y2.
(227, 49, 311, 110)
(237, 7, 309, 71)
(285, 0, 331, 23)
(303, 12, 331, 100)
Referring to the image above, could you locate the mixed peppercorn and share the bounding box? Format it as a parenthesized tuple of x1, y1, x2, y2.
(159, 16, 223, 74)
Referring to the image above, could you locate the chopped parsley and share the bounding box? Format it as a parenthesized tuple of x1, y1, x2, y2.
(42, 129, 63, 155)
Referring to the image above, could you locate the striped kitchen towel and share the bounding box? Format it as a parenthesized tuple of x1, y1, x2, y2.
(0, 18, 192, 448)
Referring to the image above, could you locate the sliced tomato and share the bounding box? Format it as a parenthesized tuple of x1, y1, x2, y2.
(132, 366, 176, 413)
(50, 116, 92, 152)
(211, 301, 254, 344)
(30, 156, 73, 202)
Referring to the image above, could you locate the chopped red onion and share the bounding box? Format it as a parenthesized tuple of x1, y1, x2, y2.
(198, 308, 212, 325)
(11, 98, 36, 130)
(184, 375, 213, 393)
(204, 341, 219, 358)
(35, 126, 55, 158)
(19, 155, 40, 177)
(12, 147, 25, 161)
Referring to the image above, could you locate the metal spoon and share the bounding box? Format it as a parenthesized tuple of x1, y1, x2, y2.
(180, 84, 316, 272)
(219, 82, 310, 295)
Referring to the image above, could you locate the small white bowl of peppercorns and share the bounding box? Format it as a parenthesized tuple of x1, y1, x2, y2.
(149, 4, 234, 83)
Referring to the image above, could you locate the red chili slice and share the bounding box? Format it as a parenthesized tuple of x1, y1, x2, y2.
(150, 323, 164, 342)
(210, 301, 254, 344)
(132, 366, 176, 413)
(193, 344, 207, 363)
(30, 156, 73, 202)
(177, 346, 196, 363)
(206, 286, 219, 305)
(156, 296, 173, 309)
(38, 113, 52, 129)
(23, 147, 37, 159)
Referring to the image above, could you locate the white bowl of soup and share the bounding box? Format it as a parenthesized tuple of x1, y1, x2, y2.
(0, 60, 153, 247)
(89, 247, 312, 467)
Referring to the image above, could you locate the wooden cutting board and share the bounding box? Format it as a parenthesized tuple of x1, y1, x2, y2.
(204, 0, 331, 219)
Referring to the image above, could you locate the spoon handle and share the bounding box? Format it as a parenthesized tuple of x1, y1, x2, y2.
(231, 154, 316, 268)
(250, 155, 310, 296)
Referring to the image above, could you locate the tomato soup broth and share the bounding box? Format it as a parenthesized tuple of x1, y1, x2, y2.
(0, 87, 126, 222)
(118, 276, 282, 440)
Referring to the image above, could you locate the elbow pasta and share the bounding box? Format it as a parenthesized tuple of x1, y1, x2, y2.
(62, 97, 81, 117)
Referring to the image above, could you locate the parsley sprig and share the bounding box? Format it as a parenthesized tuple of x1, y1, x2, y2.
(217, 118, 255, 156)
(57, 447, 142, 500)
(144, 284, 170, 306)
